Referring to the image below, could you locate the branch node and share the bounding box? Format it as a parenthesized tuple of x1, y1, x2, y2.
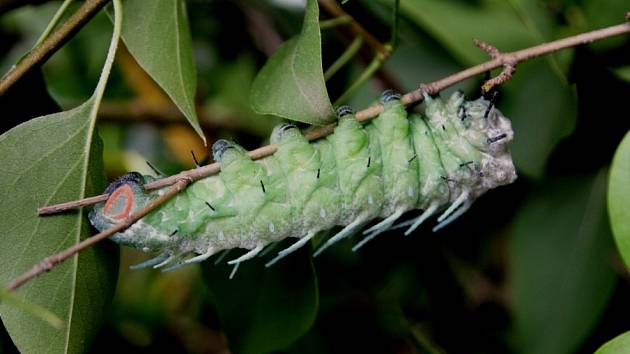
(474, 39, 517, 92)
(418, 83, 439, 96)
(473, 39, 500, 59)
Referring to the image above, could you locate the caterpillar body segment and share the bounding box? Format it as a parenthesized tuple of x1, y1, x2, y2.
(89, 91, 517, 272)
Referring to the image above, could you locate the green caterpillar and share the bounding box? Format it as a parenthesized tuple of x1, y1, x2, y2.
(89, 90, 517, 275)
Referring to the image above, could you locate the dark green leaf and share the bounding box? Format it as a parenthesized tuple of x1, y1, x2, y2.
(502, 61, 576, 179)
(399, 0, 536, 65)
(608, 131, 630, 269)
(0, 2, 123, 352)
(117, 0, 205, 142)
(595, 331, 630, 354)
(509, 172, 616, 354)
(583, 0, 629, 50)
(250, 0, 334, 125)
(612, 66, 630, 83)
(202, 247, 318, 354)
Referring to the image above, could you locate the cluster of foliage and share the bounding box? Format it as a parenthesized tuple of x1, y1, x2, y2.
(0, 0, 629, 353)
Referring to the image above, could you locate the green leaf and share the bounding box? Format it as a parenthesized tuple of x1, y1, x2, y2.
(202, 247, 318, 354)
(250, 0, 334, 125)
(509, 172, 617, 354)
(595, 331, 630, 354)
(117, 0, 205, 143)
(0, 1, 123, 352)
(502, 61, 576, 179)
(608, 131, 630, 270)
(0, 288, 63, 329)
(612, 66, 630, 83)
(399, 0, 536, 65)
(582, 0, 629, 50)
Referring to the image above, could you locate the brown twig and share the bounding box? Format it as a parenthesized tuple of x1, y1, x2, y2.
(238, 0, 283, 56)
(37, 18, 630, 216)
(317, 0, 390, 58)
(7, 179, 190, 291)
(474, 39, 517, 92)
(0, 0, 111, 96)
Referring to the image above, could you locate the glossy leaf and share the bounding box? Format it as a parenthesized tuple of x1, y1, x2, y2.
(0, 1, 123, 352)
(202, 247, 318, 354)
(117, 0, 205, 143)
(250, 0, 334, 125)
(608, 131, 630, 269)
(595, 331, 630, 354)
(509, 172, 616, 354)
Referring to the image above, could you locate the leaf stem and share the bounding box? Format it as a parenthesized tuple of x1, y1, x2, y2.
(324, 36, 364, 81)
(333, 50, 386, 105)
(317, 0, 390, 58)
(319, 15, 352, 30)
(32, 0, 76, 49)
(390, 0, 400, 50)
(0, 0, 111, 97)
(37, 18, 630, 215)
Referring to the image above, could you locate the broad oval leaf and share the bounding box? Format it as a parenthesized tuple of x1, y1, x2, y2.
(509, 172, 616, 354)
(595, 331, 630, 354)
(0, 2, 123, 352)
(117, 0, 205, 143)
(250, 0, 334, 125)
(608, 131, 630, 269)
(202, 247, 318, 354)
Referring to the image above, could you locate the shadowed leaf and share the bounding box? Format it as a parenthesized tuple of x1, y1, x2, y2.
(0, 2, 123, 352)
(510, 172, 616, 354)
(202, 247, 318, 354)
(608, 131, 630, 270)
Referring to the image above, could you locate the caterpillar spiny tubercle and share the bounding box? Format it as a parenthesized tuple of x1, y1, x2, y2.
(89, 90, 517, 275)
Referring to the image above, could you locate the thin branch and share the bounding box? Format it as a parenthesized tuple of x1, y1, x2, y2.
(38, 18, 630, 216)
(333, 51, 386, 105)
(474, 39, 517, 92)
(7, 179, 190, 291)
(319, 15, 353, 30)
(32, 0, 75, 48)
(324, 36, 364, 80)
(0, 0, 110, 97)
(317, 0, 390, 58)
(238, 0, 283, 56)
(319, 0, 402, 97)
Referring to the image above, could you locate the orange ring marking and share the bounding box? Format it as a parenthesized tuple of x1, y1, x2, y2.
(104, 184, 134, 221)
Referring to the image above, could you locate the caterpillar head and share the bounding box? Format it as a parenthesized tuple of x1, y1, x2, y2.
(89, 173, 168, 249)
(461, 93, 514, 151)
(462, 93, 517, 193)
